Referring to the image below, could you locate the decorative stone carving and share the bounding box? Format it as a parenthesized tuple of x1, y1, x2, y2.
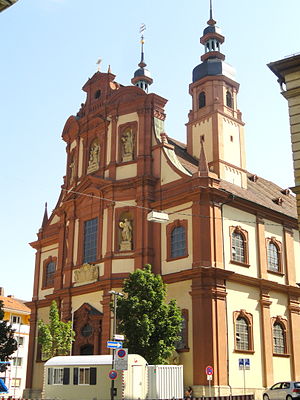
(121, 129, 134, 162)
(119, 218, 133, 251)
(87, 141, 100, 173)
(69, 158, 75, 183)
(73, 263, 99, 284)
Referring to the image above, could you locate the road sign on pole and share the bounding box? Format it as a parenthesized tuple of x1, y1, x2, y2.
(115, 348, 128, 370)
(107, 341, 123, 349)
(109, 370, 118, 380)
(205, 366, 214, 375)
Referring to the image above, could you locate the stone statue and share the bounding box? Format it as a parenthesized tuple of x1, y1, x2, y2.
(87, 141, 100, 173)
(69, 159, 75, 183)
(119, 218, 133, 251)
(121, 129, 134, 162)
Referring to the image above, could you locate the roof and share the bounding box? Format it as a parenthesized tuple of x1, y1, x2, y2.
(45, 355, 113, 366)
(169, 138, 297, 220)
(0, 296, 30, 314)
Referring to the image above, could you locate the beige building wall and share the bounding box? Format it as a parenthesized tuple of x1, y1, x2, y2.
(191, 118, 213, 161)
(167, 280, 193, 385)
(226, 282, 263, 390)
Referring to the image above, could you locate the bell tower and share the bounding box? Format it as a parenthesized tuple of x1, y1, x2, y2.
(187, 0, 247, 188)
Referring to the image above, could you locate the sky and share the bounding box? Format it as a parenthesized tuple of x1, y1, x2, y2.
(1, 0, 299, 301)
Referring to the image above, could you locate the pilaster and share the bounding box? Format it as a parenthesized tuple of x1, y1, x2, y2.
(288, 296, 300, 380)
(259, 289, 273, 387)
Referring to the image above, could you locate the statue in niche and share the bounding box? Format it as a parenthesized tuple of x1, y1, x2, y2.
(69, 158, 75, 183)
(121, 129, 134, 162)
(87, 141, 100, 173)
(119, 218, 133, 251)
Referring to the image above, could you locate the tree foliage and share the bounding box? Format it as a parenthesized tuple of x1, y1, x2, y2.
(38, 300, 75, 361)
(0, 300, 18, 368)
(116, 264, 182, 364)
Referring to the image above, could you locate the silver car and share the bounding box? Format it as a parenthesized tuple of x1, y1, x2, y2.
(263, 382, 300, 400)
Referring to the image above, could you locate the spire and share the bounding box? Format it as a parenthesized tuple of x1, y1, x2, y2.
(41, 202, 48, 228)
(209, 0, 213, 21)
(131, 24, 153, 92)
(198, 140, 209, 176)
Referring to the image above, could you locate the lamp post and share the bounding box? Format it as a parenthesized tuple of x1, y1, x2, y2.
(108, 290, 124, 400)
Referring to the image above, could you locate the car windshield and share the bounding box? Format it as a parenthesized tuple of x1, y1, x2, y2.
(294, 383, 300, 388)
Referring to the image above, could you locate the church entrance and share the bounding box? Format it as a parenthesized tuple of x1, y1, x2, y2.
(80, 344, 94, 355)
(72, 303, 103, 355)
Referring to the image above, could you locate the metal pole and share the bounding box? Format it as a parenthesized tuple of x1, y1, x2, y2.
(111, 294, 117, 400)
(109, 291, 123, 400)
(243, 367, 246, 395)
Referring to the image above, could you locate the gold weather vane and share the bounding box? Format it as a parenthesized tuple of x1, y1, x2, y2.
(96, 58, 102, 72)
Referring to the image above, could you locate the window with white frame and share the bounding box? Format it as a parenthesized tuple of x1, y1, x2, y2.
(16, 336, 24, 346)
(12, 357, 22, 367)
(11, 378, 21, 387)
(11, 315, 21, 325)
(53, 368, 64, 385)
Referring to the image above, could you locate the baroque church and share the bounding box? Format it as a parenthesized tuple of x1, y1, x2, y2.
(25, 4, 300, 399)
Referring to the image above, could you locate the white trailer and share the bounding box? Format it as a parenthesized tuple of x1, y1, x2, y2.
(43, 355, 183, 400)
(44, 354, 148, 400)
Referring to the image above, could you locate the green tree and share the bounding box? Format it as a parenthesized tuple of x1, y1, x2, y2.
(0, 300, 18, 370)
(116, 264, 182, 364)
(38, 300, 75, 361)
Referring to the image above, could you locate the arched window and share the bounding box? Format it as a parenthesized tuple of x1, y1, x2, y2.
(236, 317, 249, 351)
(273, 322, 286, 354)
(234, 310, 253, 352)
(267, 239, 281, 273)
(45, 261, 55, 287)
(231, 227, 248, 264)
(226, 91, 233, 108)
(171, 226, 186, 258)
(199, 91, 206, 108)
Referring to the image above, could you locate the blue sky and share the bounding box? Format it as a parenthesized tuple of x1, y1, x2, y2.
(1, 0, 299, 300)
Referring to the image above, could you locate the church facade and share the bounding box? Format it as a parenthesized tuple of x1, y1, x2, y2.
(25, 8, 300, 399)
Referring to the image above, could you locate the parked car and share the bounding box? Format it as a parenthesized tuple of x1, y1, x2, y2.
(263, 382, 300, 400)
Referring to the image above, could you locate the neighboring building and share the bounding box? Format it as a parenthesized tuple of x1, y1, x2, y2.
(25, 6, 300, 400)
(0, 0, 18, 13)
(268, 54, 300, 228)
(0, 288, 30, 399)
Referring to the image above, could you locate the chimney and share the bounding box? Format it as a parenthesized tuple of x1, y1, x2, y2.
(0, 287, 4, 296)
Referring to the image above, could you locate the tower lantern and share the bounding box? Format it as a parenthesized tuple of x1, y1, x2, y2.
(131, 24, 153, 92)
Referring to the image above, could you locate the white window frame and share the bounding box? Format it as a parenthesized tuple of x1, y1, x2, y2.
(11, 315, 21, 325)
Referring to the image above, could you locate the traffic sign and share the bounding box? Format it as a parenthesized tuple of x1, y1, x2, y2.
(113, 334, 124, 341)
(109, 370, 118, 380)
(206, 366, 214, 375)
(207, 375, 212, 381)
(239, 358, 250, 370)
(115, 348, 128, 370)
(107, 341, 123, 349)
